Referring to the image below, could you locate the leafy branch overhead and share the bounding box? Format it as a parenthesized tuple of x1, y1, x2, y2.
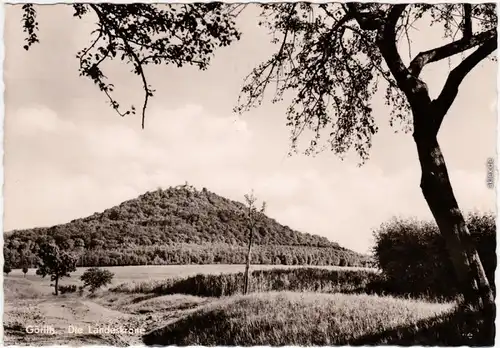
(21, 3, 243, 129)
(20, 4, 496, 160)
(235, 3, 496, 162)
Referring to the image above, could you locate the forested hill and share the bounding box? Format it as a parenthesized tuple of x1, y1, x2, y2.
(4, 185, 372, 268)
(6, 185, 340, 248)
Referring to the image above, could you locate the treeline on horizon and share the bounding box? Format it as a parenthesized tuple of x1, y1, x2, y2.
(4, 242, 372, 269)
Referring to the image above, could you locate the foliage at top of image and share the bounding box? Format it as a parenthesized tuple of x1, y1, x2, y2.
(22, 4, 495, 160)
(21, 3, 243, 128)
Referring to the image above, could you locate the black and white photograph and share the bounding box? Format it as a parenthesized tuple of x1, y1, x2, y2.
(2, 2, 497, 346)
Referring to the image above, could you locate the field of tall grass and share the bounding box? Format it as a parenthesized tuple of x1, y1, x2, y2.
(110, 268, 381, 297)
(9, 264, 370, 287)
(143, 291, 462, 346)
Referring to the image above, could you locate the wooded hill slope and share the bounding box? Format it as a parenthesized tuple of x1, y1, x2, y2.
(4, 185, 371, 267)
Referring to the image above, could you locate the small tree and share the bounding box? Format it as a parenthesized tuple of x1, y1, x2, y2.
(243, 190, 266, 295)
(3, 264, 12, 276)
(20, 255, 30, 277)
(36, 243, 77, 296)
(80, 267, 114, 293)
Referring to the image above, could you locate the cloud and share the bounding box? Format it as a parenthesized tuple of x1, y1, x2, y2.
(4, 105, 495, 254)
(4, 104, 255, 230)
(7, 106, 76, 135)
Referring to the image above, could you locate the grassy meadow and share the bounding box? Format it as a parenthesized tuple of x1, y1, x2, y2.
(4, 213, 495, 346)
(4, 263, 493, 346)
(143, 291, 456, 346)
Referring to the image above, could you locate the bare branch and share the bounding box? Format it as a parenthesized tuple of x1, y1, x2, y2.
(433, 36, 497, 130)
(408, 28, 495, 77)
(121, 37, 151, 130)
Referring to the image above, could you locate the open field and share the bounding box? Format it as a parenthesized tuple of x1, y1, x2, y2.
(5, 264, 492, 346)
(7, 264, 377, 289)
(7, 265, 377, 346)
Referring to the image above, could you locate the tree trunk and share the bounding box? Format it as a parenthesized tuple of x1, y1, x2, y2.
(413, 127, 494, 311)
(54, 276, 59, 296)
(244, 226, 254, 295)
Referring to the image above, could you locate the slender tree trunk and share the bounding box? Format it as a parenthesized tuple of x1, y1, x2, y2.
(413, 123, 494, 311)
(54, 276, 59, 296)
(244, 226, 254, 295)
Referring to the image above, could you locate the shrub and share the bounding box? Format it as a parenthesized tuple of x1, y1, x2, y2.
(4, 264, 12, 275)
(22, 266, 28, 277)
(372, 212, 496, 299)
(59, 284, 77, 294)
(81, 267, 114, 293)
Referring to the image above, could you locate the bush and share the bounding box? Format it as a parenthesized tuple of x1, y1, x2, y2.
(81, 267, 114, 293)
(372, 212, 496, 299)
(59, 284, 77, 294)
(22, 266, 28, 276)
(111, 267, 381, 298)
(4, 264, 12, 275)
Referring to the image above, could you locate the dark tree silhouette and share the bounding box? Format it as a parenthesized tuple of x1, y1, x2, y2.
(235, 3, 496, 311)
(36, 243, 77, 295)
(19, 3, 496, 309)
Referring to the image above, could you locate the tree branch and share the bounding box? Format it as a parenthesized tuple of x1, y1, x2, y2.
(376, 5, 410, 89)
(463, 4, 472, 39)
(433, 36, 497, 130)
(90, 4, 150, 128)
(408, 29, 495, 77)
(345, 3, 384, 31)
(122, 37, 150, 130)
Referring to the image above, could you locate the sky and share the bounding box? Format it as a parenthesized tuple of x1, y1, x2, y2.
(3, 4, 497, 253)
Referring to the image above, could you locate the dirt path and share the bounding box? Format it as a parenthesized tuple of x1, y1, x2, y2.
(4, 292, 211, 346)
